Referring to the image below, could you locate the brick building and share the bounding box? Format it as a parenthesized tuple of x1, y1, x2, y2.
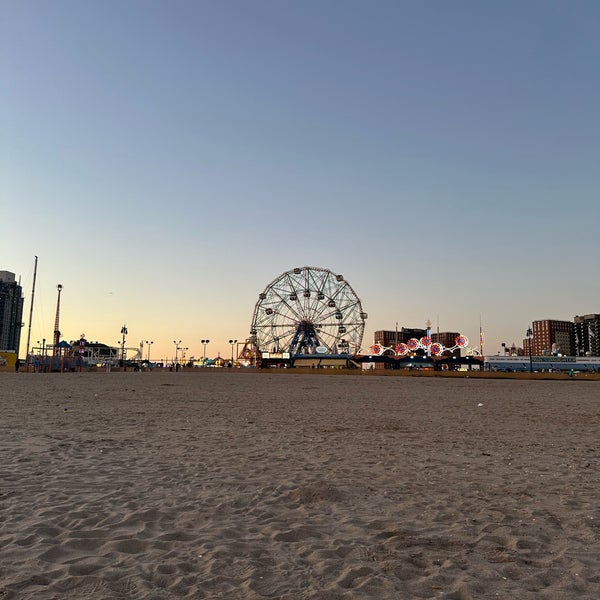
(374, 328, 461, 356)
(529, 319, 575, 356)
(374, 328, 426, 347)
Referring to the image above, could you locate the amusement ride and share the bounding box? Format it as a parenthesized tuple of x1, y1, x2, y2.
(368, 334, 477, 357)
(246, 266, 368, 359)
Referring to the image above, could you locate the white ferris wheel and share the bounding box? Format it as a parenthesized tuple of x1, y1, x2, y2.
(250, 266, 367, 356)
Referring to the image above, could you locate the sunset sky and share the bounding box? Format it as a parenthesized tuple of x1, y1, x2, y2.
(2, 0, 599, 362)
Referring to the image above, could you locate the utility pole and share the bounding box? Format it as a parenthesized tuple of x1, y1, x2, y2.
(52, 284, 63, 356)
(25, 256, 38, 370)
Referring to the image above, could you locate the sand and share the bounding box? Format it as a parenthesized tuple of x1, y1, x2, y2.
(1, 370, 599, 599)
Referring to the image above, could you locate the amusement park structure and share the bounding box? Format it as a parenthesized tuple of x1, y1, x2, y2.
(241, 266, 368, 366)
(238, 266, 482, 369)
(367, 334, 477, 358)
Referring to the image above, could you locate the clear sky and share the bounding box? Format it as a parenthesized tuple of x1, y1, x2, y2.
(2, 0, 599, 362)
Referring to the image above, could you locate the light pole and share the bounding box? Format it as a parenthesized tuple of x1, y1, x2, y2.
(120, 325, 128, 362)
(425, 319, 432, 357)
(173, 340, 181, 364)
(526, 327, 533, 373)
(229, 339, 237, 365)
(201, 339, 210, 363)
(145, 340, 154, 363)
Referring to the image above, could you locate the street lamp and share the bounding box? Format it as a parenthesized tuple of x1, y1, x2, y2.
(120, 325, 128, 362)
(526, 327, 533, 373)
(145, 340, 154, 363)
(201, 339, 210, 362)
(173, 340, 181, 363)
(229, 339, 237, 365)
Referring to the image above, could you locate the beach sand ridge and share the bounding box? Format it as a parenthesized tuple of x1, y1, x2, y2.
(1, 372, 599, 598)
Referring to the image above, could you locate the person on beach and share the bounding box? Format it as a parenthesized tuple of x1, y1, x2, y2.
(15, 359, 20, 372)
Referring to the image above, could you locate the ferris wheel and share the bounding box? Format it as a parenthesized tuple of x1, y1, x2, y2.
(250, 266, 367, 356)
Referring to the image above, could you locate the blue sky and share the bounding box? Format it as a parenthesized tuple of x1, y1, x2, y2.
(2, 0, 599, 361)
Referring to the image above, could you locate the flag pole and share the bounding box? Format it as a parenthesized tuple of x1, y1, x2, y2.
(479, 315, 484, 357)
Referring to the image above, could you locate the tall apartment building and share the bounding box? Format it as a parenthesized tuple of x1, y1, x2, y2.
(530, 319, 575, 356)
(574, 314, 600, 356)
(0, 271, 24, 355)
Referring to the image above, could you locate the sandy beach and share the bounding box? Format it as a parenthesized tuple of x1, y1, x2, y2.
(1, 371, 599, 599)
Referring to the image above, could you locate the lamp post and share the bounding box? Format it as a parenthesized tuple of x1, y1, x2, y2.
(229, 339, 237, 365)
(145, 340, 154, 363)
(201, 339, 210, 363)
(120, 325, 128, 362)
(173, 340, 181, 364)
(526, 327, 533, 373)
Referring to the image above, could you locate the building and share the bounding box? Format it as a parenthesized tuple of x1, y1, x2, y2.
(485, 355, 600, 373)
(529, 319, 575, 356)
(374, 328, 461, 356)
(574, 314, 600, 356)
(500, 342, 522, 356)
(430, 331, 461, 357)
(374, 328, 426, 347)
(66, 340, 118, 363)
(0, 271, 24, 355)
